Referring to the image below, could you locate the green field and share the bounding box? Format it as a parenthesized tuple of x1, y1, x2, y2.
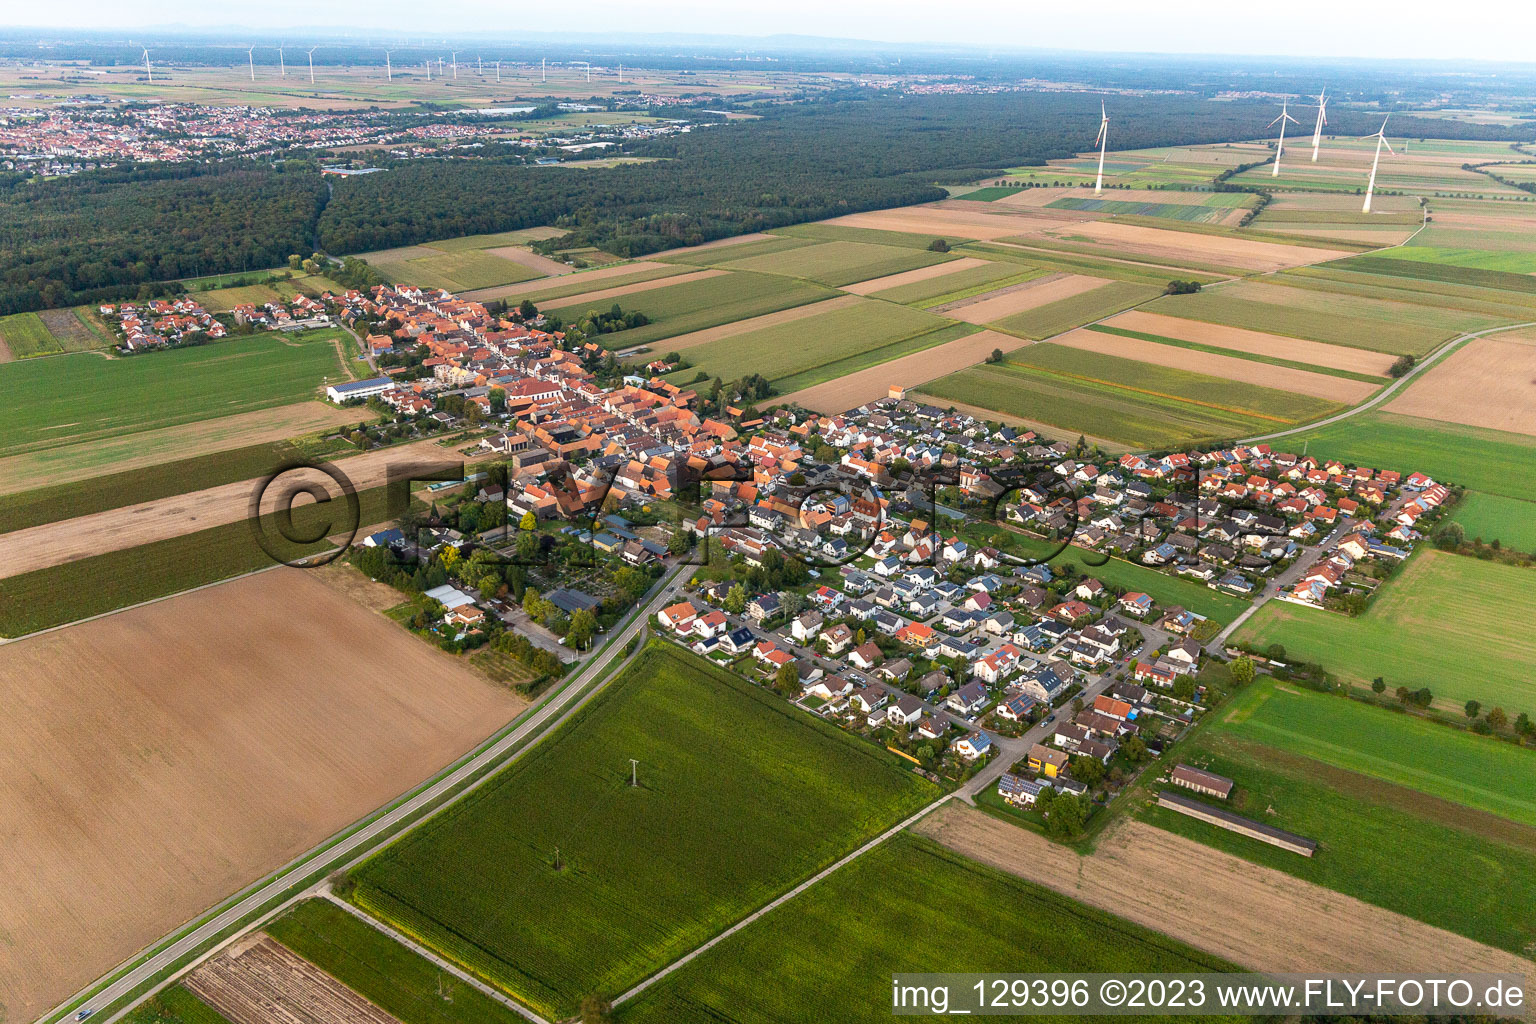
(1141, 679, 1536, 954)
(349, 645, 939, 1018)
(871, 261, 1033, 306)
(990, 280, 1162, 339)
(1335, 254, 1536, 295)
(961, 241, 1222, 288)
(659, 235, 817, 267)
(1045, 196, 1246, 223)
(1391, 245, 1536, 273)
(773, 221, 972, 249)
(673, 297, 962, 386)
(1147, 290, 1455, 357)
(954, 185, 1018, 202)
(0, 330, 346, 457)
(715, 239, 954, 287)
(0, 312, 65, 358)
(422, 227, 565, 252)
(1282, 264, 1536, 320)
(1086, 324, 1389, 385)
(1450, 491, 1536, 551)
(617, 833, 1241, 1024)
(489, 263, 692, 305)
(120, 987, 233, 1024)
(374, 249, 545, 292)
(1235, 550, 1536, 711)
(773, 322, 981, 394)
(554, 271, 837, 349)
(268, 899, 528, 1024)
(1280, 411, 1536, 502)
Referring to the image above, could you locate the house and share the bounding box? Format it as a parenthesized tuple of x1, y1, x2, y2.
(821, 623, 855, 656)
(850, 682, 890, 714)
(946, 681, 990, 716)
(657, 600, 699, 633)
(1119, 592, 1154, 618)
(995, 694, 1037, 722)
(1172, 764, 1235, 800)
(719, 627, 757, 655)
(878, 657, 914, 682)
(791, 610, 824, 643)
(747, 594, 782, 623)
(1134, 660, 1177, 688)
(954, 732, 992, 761)
(1027, 742, 1070, 778)
(1014, 663, 1071, 703)
(998, 773, 1050, 808)
(916, 714, 950, 741)
(1093, 694, 1134, 721)
(889, 695, 926, 726)
(895, 621, 939, 650)
(848, 642, 883, 671)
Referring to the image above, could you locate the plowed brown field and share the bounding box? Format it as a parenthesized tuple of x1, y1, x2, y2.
(1385, 331, 1536, 436)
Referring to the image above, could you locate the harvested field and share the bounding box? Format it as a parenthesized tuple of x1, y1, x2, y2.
(1103, 310, 1398, 376)
(1050, 328, 1378, 403)
(653, 231, 772, 256)
(1385, 331, 1536, 437)
(0, 402, 363, 497)
(944, 274, 1106, 325)
(819, 205, 1036, 241)
(653, 294, 862, 353)
(0, 569, 524, 1022)
(483, 245, 573, 277)
(530, 268, 726, 311)
(780, 329, 1029, 414)
(840, 256, 992, 295)
(1061, 221, 1349, 273)
(0, 436, 468, 580)
(917, 805, 1531, 990)
(187, 934, 400, 1024)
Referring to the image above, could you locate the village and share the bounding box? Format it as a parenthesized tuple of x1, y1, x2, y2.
(298, 276, 1457, 842)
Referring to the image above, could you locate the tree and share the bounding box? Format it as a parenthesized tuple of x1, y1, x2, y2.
(985, 347, 1004, 364)
(1070, 754, 1106, 786)
(519, 510, 537, 531)
(567, 609, 597, 650)
(1230, 657, 1255, 686)
(1044, 792, 1086, 839)
(1389, 354, 1416, 378)
(928, 238, 950, 252)
(579, 995, 613, 1024)
(1465, 699, 1482, 719)
(774, 661, 801, 695)
(1433, 521, 1466, 551)
(518, 298, 538, 321)
(1265, 643, 1286, 662)
(1488, 706, 1509, 730)
(1372, 676, 1387, 694)
(724, 584, 747, 615)
(288, 254, 303, 270)
(1172, 675, 1197, 702)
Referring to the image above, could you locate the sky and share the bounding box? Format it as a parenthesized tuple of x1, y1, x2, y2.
(12, 0, 1536, 63)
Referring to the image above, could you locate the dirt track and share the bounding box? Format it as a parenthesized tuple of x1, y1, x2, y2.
(781, 329, 1030, 415)
(946, 274, 1106, 325)
(841, 257, 991, 295)
(1386, 331, 1536, 437)
(0, 569, 525, 1022)
(656, 295, 863, 353)
(1105, 310, 1397, 376)
(916, 805, 1532, 995)
(1050, 328, 1378, 403)
(0, 436, 472, 580)
(188, 934, 401, 1024)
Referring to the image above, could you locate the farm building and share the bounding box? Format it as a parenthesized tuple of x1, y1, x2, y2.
(1156, 791, 1316, 857)
(1171, 764, 1234, 800)
(326, 376, 394, 403)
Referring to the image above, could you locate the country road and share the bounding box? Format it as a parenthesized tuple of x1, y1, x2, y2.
(43, 561, 691, 1024)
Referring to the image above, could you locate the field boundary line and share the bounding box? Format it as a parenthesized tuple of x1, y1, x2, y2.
(612, 791, 957, 1009)
(320, 893, 550, 1024)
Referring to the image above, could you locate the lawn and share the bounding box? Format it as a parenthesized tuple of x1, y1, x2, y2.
(672, 297, 962, 385)
(348, 644, 940, 1018)
(268, 899, 528, 1024)
(715, 239, 954, 287)
(1147, 290, 1454, 357)
(1140, 680, 1536, 955)
(616, 833, 1240, 1024)
(554, 271, 837, 349)
(1282, 411, 1536, 502)
(990, 280, 1162, 339)
(120, 987, 233, 1024)
(0, 330, 346, 457)
(1234, 550, 1536, 711)
(1450, 491, 1536, 552)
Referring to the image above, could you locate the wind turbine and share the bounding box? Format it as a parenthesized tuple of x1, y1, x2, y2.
(619, 63, 624, 83)
(278, 45, 286, 78)
(142, 48, 153, 83)
(1310, 87, 1329, 162)
(384, 49, 392, 82)
(1361, 116, 1395, 214)
(541, 57, 546, 81)
(1092, 100, 1109, 196)
(451, 52, 458, 79)
(425, 59, 431, 81)
(495, 60, 501, 83)
(1268, 98, 1300, 177)
(477, 54, 483, 76)
(307, 46, 318, 85)
(246, 45, 256, 82)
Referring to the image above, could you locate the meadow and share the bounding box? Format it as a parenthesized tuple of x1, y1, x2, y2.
(1234, 550, 1536, 711)
(349, 645, 939, 1018)
(554, 271, 837, 349)
(1281, 411, 1536, 502)
(1282, 263, 1536, 321)
(0, 331, 346, 457)
(714, 239, 954, 287)
(1336, 254, 1536, 295)
(1140, 679, 1536, 954)
(989, 280, 1162, 339)
(954, 185, 1018, 201)
(616, 833, 1240, 1024)
(268, 899, 527, 1024)
(673, 298, 964, 387)
(1450, 491, 1536, 551)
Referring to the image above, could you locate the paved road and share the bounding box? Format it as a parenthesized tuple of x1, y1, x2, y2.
(47, 562, 691, 1024)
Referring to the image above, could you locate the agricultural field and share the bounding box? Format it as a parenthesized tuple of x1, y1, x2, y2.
(864, 259, 1032, 306)
(712, 238, 955, 287)
(988, 279, 1162, 339)
(1450, 491, 1536, 551)
(268, 899, 527, 1024)
(777, 327, 1019, 415)
(0, 307, 112, 358)
(1282, 411, 1536, 502)
(1001, 142, 1272, 190)
(1235, 550, 1536, 710)
(463, 261, 690, 303)
(0, 330, 347, 457)
(1008, 220, 1349, 275)
(659, 233, 817, 266)
(187, 271, 348, 311)
(616, 833, 1241, 1024)
(349, 645, 939, 1019)
(0, 569, 524, 1022)
(1043, 192, 1254, 223)
(1228, 138, 1526, 197)
(920, 341, 1338, 449)
(550, 271, 838, 349)
(1383, 330, 1536, 437)
(1095, 312, 1395, 378)
(121, 988, 234, 1024)
(369, 247, 547, 291)
(670, 297, 966, 389)
(952, 185, 1019, 201)
(1139, 678, 1536, 954)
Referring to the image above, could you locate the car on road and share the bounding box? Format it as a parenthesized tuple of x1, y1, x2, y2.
(75, 1011, 94, 1021)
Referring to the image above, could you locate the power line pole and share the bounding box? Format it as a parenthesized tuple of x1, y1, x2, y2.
(629, 758, 639, 787)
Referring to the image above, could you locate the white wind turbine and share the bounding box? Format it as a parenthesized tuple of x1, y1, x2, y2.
(541, 57, 546, 81)
(142, 48, 153, 83)
(278, 45, 286, 78)
(451, 52, 458, 79)
(246, 45, 256, 82)
(1092, 101, 1109, 196)
(477, 54, 483, 76)
(1361, 116, 1395, 213)
(495, 60, 501, 83)
(1310, 87, 1329, 162)
(307, 46, 318, 85)
(384, 49, 393, 82)
(1268, 98, 1300, 177)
